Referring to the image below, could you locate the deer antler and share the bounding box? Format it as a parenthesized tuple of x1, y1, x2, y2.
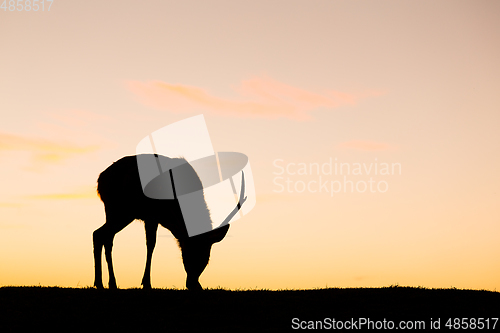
(218, 171, 247, 228)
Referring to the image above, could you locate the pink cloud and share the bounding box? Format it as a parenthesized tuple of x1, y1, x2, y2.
(336, 140, 394, 151)
(126, 76, 384, 121)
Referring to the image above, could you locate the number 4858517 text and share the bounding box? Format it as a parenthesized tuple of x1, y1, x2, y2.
(1, 0, 54, 11)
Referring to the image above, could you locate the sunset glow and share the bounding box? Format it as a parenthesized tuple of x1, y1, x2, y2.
(1, 1, 499, 291)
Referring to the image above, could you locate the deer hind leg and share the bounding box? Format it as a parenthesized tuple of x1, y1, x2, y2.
(141, 222, 158, 290)
(104, 230, 118, 289)
(93, 215, 132, 289)
(93, 225, 106, 289)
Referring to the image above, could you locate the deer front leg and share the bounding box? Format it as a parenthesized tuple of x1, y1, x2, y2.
(142, 222, 158, 290)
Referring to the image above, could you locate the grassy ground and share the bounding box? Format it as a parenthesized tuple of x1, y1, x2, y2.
(0, 285, 498, 332)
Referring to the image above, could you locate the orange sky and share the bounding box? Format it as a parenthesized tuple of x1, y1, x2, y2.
(1, 0, 499, 290)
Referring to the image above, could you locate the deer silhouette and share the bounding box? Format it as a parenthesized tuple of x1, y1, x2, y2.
(93, 154, 247, 290)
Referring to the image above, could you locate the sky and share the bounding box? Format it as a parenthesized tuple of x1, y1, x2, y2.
(0, 0, 499, 290)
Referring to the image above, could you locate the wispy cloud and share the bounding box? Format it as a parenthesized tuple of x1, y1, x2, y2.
(0, 202, 24, 208)
(336, 140, 395, 151)
(127, 76, 384, 121)
(0, 132, 99, 166)
(0, 223, 29, 230)
(23, 186, 97, 200)
(43, 109, 113, 128)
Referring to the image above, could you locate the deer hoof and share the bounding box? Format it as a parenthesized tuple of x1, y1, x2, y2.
(186, 279, 203, 291)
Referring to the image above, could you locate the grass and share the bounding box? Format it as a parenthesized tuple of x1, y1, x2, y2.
(0, 285, 498, 332)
